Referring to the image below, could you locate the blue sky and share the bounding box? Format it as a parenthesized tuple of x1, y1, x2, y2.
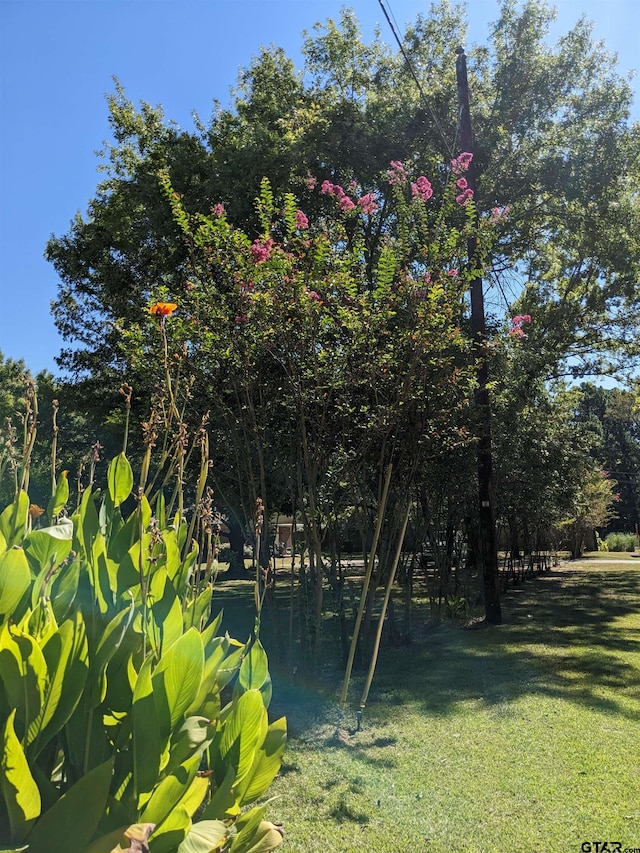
(1, 0, 638, 376)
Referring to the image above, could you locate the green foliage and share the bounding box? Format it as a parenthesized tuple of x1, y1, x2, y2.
(0, 449, 285, 853)
(46, 1, 640, 391)
(604, 531, 637, 552)
(37, 1, 640, 644)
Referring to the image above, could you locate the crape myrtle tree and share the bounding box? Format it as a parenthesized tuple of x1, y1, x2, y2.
(44, 1, 640, 631)
(129, 157, 490, 661)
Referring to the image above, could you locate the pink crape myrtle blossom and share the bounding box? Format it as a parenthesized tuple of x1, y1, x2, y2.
(509, 313, 532, 338)
(490, 205, 511, 224)
(306, 175, 317, 190)
(447, 269, 458, 277)
(451, 152, 473, 174)
(358, 193, 379, 215)
(455, 188, 474, 205)
(213, 203, 226, 216)
(387, 160, 408, 185)
(411, 176, 433, 201)
(250, 238, 274, 264)
(296, 209, 309, 229)
(340, 196, 356, 212)
(320, 180, 346, 198)
(456, 178, 468, 189)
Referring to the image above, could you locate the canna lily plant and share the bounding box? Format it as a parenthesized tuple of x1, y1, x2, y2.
(0, 361, 286, 852)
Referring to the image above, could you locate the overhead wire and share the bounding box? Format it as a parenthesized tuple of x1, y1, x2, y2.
(378, 0, 517, 315)
(376, 0, 458, 160)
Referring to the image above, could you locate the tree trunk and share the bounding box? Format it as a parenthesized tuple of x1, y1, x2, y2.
(226, 514, 248, 578)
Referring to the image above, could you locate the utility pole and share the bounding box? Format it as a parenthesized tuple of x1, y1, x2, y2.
(455, 46, 502, 625)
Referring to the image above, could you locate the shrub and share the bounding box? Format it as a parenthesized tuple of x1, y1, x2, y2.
(604, 531, 637, 552)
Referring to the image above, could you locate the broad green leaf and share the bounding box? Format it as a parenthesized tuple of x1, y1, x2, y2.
(46, 471, 69, 520)
(219, 690, 267, 789)
(23, 519, 73, 577)
(0, 710, 41, 843)
(81, 826, 132, 853)
(183, 586, 212, 633)
(109, 497, 151, 563)
(76, 486, 100, 561)
(25, 598, 57, 646)
(201, 610, 223, 645)
(177, 773, 209, 820)
(140, 753, 202, 827)
(148, 568, 183, 658)
(113, 540, 143, 597)
(49, 557, 80, 624)
(234, 822, 284, 853)
(199, 764, 239, 821)
(157, 526, 181, 581)
(238, 717, 287, 805)
(177, 820, 230, 853)
(165, 716, 213, 779)
(0, 527, 7, 557)
(29, 612, 88, 758)
(0, 624, 47, 740)
(87, 600, 135, 708)
(173, 541, 199, 597)
(132, 655, 162, 802)
(238, 640, 268, 692)
(23, 758, 114, 853)
(227, 806, 283, 853)
(152, 628, 203, 735)
(30, 753, 60, 813)
(100, 612, 137, 716)
(0, 491, 28, 549)
(148, 805, 191, 853)
(95, 547, 115, 616)
(107, 453, 134, 508)
(98, 489, 123, 542)
(0, 548, 31, 618)
(63, 706, 109, 780)
(184, 636, 228, 720)
(215, 639, 245, 691)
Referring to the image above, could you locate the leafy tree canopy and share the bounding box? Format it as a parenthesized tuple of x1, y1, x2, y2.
(47, 0, 640, 394)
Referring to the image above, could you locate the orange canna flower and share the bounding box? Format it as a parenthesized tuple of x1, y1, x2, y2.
(29, 504, 45, 519)
(150, 302, 178, 317)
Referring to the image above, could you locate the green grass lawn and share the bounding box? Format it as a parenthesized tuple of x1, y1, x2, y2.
(226, 561, 640, 853)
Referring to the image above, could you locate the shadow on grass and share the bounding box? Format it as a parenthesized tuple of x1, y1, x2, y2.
(365, 566, 640, 720)
(329, 797, 371, 825)
(211, 564, 640, 730)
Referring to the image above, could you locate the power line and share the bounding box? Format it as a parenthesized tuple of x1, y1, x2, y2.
(377, 0, 456, 159)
